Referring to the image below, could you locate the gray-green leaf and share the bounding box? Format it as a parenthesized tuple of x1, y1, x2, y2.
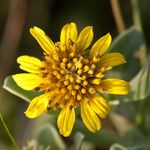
(74, 132, 85, 150)
(72, 120, 120, 147)
(37, 124, 66, 150)
(3, 76, 42, 102)
(130, 55, 150, 100)
(110, 26, 144, 80)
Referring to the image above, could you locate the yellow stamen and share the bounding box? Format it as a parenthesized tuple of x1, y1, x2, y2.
(91, 64, 96, 69)
(65, 94, 69, 99)
(69, 76, 74, 83)
(68, 84, 73, 90)
(81, 88, 86, 94)
(88, 70, 94, 75)
(89, 87, 96, 94)
(76, 78, 81, 83)
(60, 69, 66, 75)
(105, 66, 112, 71)
(73, 58, 78, 63)
(53, 70, 58, 76)
(91, 79, 101, 85)
(61, 88, 67, 94)
(83, 80, 88, 86)
(65, 74, 71, 80)
(82, 75, 86, 80)
(77, 94, 82, 100)
(56, 74, 62, 79)
(95, 73, 104, 78)
(77, 69, 82, 75)
(76, 62, 83, 69)
(83, 65, 89, 72)
(75, 84, 80, 90)
(64, 80, 69, 85)
(67, 63, 72, 69)
(71, 66, 76, 71)
(84, 59, 89, 64)
(62, 58, 67, 63)
(60, 62, 66, 68)
(71, 90, 77, 96)
(57, 82, 62, 87)
(69, 52, 75, 58)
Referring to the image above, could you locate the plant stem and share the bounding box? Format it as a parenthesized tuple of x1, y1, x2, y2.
(110, 0, 125, 33)
(130, 0, 147, 65)
(0, 112, 20, 150)
(130, 0, 142, 31)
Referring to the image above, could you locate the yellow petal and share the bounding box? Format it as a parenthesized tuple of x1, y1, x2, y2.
(77, 26, 93, 51)
(90, 96, 110, 118)
(60, 22, 78, 47)
(57, 106, 75, 137)
(81, 100, 101, 132)
(101, 78, 130, 95)
(57, 108, 65, 131)
(99, 52, 126, 67)
(25, 94, 49, 118)
(17, 55, 43, 73)
(30, 26, 55, 54)
(80, 103, 95, 132)
(12, 73, 43, 91)
(90, 33, 112, 57)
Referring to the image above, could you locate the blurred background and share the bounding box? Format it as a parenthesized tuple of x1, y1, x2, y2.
(0, 0, 150, 149)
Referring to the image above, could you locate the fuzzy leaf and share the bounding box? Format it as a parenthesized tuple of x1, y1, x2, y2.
(37, 124, 66, 150)
(110, 127, 150, 150)
(3, 76, 42, 102)
(71, 120, 120, 147)
(74, 132, 85, 150)
(130, 55, 150, 100)
(110, 26, 144, 80)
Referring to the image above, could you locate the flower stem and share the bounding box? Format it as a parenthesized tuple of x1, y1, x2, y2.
(130, 0, 147, 65)
(110, 0, 125, 33)
(130, 0, 142, 31)
(0, 112, 20, 150)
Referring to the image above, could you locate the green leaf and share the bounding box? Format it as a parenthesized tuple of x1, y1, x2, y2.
(130, 55, 150, 101)
(37, 124, 66, 150)
(3, 76, 61, 116)
(110, 141, 150, 150)
(71, 120, 120, 147)
(110, 127, 150, 150)
(110, 26, 144, 80)
(110, 143, 128, 150)
(3, 76, 42, 102)
(108, 55, 150, 105)
(74, 132, 85, 150)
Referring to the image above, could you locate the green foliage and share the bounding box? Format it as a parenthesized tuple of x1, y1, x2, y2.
(113, 54, 150, 103)
(74, 132, 85, 150)
(3, 76, 42, 103)
(72, 120, 120, 147)
(130, 55, 150, 101)
(110, 127, 150, 150)
(110, 27, 144, 80)
(37, 124, 66, 150)
(110, 144, 128, 150)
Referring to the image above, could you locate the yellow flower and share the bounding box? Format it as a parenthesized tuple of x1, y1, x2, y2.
(12, 22, 130, 137)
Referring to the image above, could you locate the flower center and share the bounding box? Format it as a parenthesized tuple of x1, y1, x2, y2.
(39, 41, 105, 108)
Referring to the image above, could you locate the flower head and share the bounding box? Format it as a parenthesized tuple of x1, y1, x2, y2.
(12, 22, 130, 137)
